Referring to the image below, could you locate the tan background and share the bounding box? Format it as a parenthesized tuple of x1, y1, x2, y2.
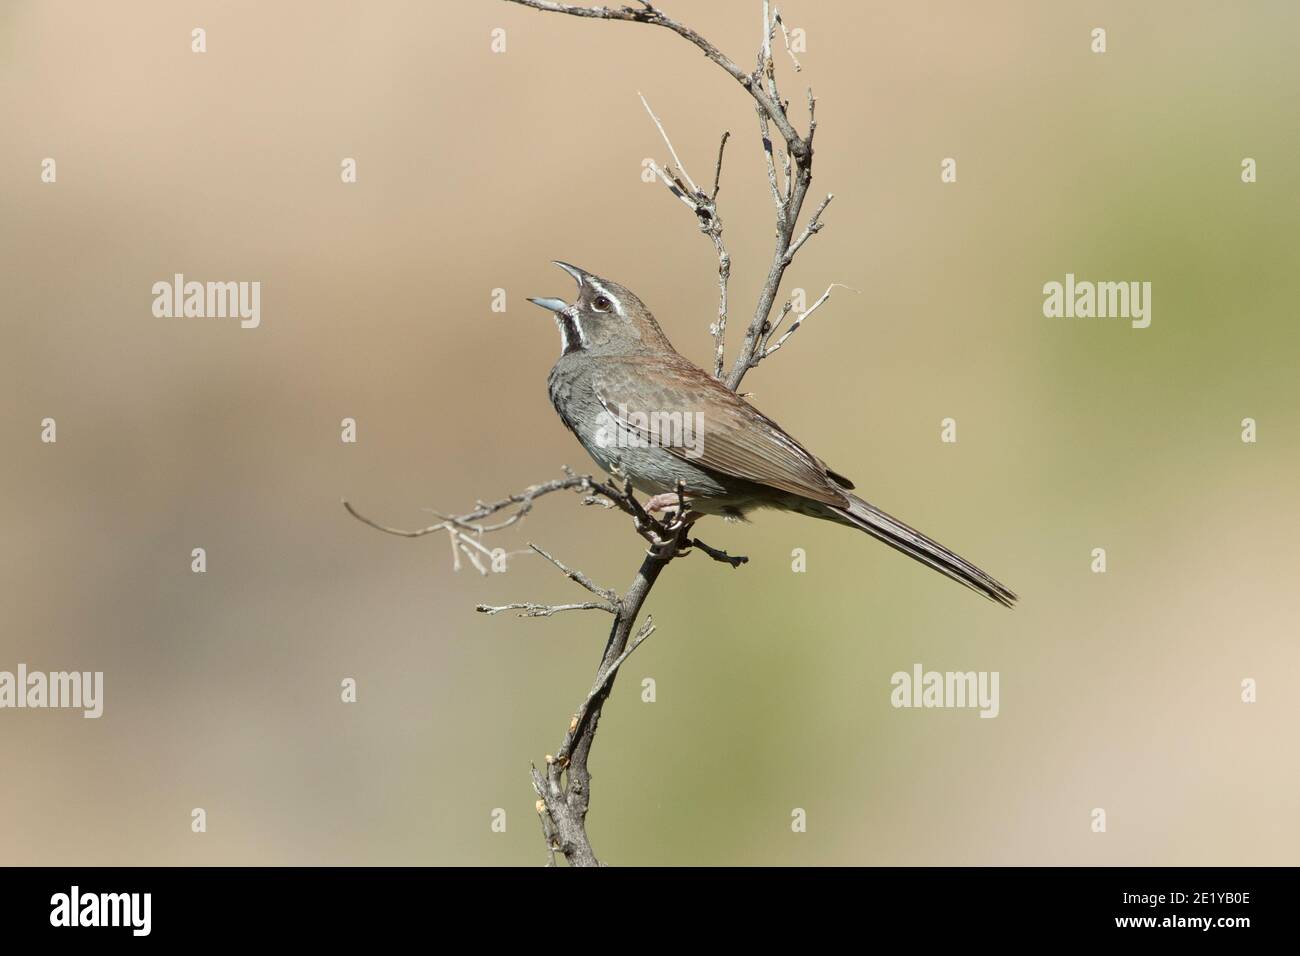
(2, 0, 1297, 865)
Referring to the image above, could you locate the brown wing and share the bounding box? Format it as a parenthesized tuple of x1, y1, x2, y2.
(592, 355, 851, 507)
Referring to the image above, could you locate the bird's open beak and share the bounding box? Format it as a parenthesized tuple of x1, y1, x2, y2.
(552, 261, 587, 286)
(527, 263, 592, 313)
(527, 296, 569, 313)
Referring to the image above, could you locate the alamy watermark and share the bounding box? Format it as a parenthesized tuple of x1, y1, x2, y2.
(152, 273, 261, 328)
(593, 404, 705, 459)
(50, 886, 150, 936)
(0, 664, 103, 718)
(890, 663, 999, 718)
(1043, 273, 1151, 329)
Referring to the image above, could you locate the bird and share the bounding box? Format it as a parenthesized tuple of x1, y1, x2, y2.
(528, 262, 1017, 608)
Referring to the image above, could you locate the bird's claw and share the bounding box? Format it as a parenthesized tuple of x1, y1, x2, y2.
(646, 533, 681, 559)
(644, 492, 685, 514)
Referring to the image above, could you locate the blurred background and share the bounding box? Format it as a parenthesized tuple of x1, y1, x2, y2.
(2, 0, 1297, 866)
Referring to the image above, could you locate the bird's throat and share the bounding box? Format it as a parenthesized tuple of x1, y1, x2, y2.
(559, 313, 586, 355)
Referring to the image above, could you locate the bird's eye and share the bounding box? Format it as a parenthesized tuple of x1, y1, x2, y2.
(592, 294, 613, 312)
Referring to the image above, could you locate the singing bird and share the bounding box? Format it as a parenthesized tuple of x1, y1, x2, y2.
(529, 262, 1017, 607)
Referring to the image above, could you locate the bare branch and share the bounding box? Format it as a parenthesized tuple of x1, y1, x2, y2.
(527, 543, 619, 603)
(549, 611, 658, 782)
(572, 615, 656, 741)
(690, 537, 750, 568)
(504, 0, 806, 154)
(459, 541, 489, 575)
(707, 226, 732, 380)
(342, 472, 664, 541)
(464, 0, 844, 866)
(761, 1, 777, 99)
(534, 549, 674, 867)
(761, 299, 795, 350)
(722, 4, 827, 390)
(784, 192, 833, 263)
(756, 108, 785, 217)
(763, 282, 858, 358)
(647, 160, 699, 211)
(445, 525, 462, 572)
(531, 786, 559, 867)
(342, 475, 592, 539)
(509, 0, 833, 395)
(711, 129, 730, 200)
(477, 601, 617, 617)
(773, 9, 803, 72)
(638, 91, 700, 197)
(637, 94, 733, 380)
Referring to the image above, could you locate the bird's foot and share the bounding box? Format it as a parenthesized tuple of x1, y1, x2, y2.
(639, 484, 699, 558)
(642, 518, 699, 559)
(643, 492, 688, 513)
(643, 491, 700, 531)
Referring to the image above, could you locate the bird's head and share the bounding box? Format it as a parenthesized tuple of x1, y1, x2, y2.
(528, 262, 673, 357)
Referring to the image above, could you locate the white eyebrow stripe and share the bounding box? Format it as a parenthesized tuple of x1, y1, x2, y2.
(586, 279, 623, 317)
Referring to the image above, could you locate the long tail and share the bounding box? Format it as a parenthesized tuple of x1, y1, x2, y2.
(824, 494, 1017, 608)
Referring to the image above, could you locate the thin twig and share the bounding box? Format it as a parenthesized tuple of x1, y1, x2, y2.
(566, 615, 656, 749)
(477, 602, 617, 617)
(342, 476, 591, 538)
(757, 108, 785, 216)
(711, 130, 730, 200)
(784, 192, 834, 264)
(763, 282, 858, 357)
(638, 91, 700, 197)
(708, 223, 732, 380)
(773, 10, 803, 72)
(637, 94, 733, 379)
(505, 0, 807, 154)
(690, 538, 750, 568)
(459, 541, 489, 575)
(528, 543, 619, 603)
